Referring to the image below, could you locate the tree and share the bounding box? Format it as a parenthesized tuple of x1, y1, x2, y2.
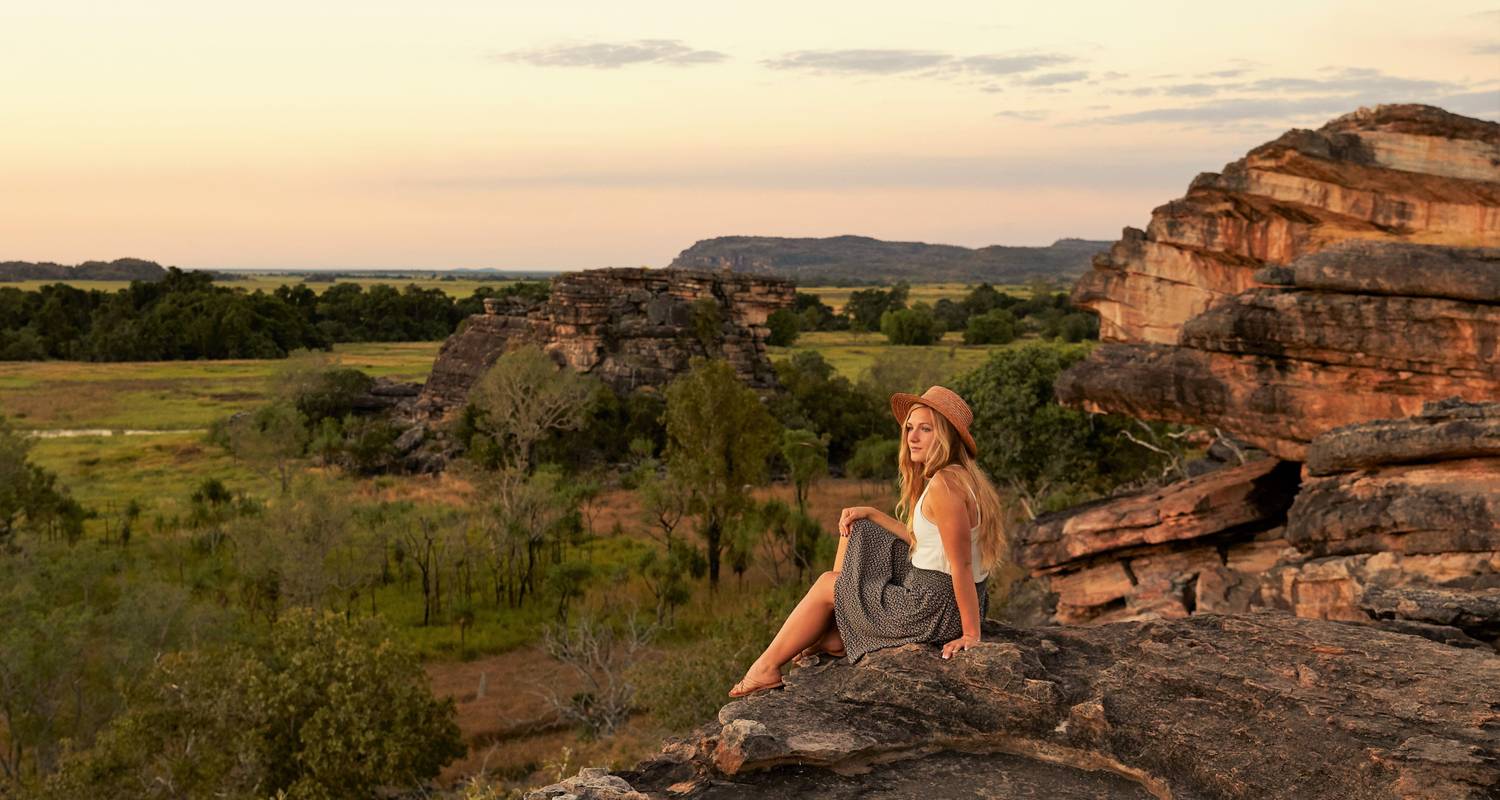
(664, 359, 781, 585)
(964, 308, 1018, 345)
(846, 435, 899, 481)
(780, 428, 828, 514)
(467, 345, 599, 474)
(0, 415, 83, 552)
(766, 308, 801, 347)
(224, 402, 309, 495)
(843, 284, 908, 332)
(767, 351, 886, 468)
(879, 303, 942, 345)
(952, 344, 1173, 517)
(43, 610, 465, 800)
(858, 347, 953, 401)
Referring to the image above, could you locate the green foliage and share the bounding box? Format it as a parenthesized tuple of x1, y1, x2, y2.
(768, 351, 886, 467)
(664, 359, 781, 584)
(44, 610, 465, 800)
(780, 428, 828, 513)
(878, 303, 942, 345)
(846, 435, 899, 481)
(842, 282, 908, 332)
(963, 308, 1018, 345)
(637, 540, 703, 624)
(534, 386, 667, 473)
(951, 343, 1168, 515)
(466, 345, 600, 474)
(858, 347, 954, 401)
(689, 297, 724, 356)
(793, 292, 841, 332)
(766, 308, 801, 347)
(0, 414, 86, 550)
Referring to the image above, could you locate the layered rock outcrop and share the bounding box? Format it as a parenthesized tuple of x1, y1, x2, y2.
(411, 268, 795, 421)
(1059, 105, 1500, 461)
(1017, 400, 1500, 646)
(530, 615, 1500, 799)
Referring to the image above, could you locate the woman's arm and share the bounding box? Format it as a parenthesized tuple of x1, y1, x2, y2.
(926, 472, 983, 656)
(839, 506, 914, 548)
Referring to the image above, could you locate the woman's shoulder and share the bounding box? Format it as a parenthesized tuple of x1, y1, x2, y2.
(924, 466, 972, 506)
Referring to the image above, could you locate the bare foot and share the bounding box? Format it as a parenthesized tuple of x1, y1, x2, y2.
(728, 663, 784, 698)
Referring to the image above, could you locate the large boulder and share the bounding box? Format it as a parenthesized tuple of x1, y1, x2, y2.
(531, 615, 1500, 799)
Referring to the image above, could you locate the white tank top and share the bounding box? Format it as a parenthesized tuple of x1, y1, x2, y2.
(909, 475, 988, 582)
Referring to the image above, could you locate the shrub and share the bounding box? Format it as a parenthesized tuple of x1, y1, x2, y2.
(766, 308, 801, 346)
(846, 435, 899, 481)
(963, 308, 1017, 345)
(879, 304, 942, 345)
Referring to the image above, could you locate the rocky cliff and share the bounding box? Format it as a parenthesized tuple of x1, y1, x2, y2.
(669, 235, 1109, 284)
(410, 267, 795, 422)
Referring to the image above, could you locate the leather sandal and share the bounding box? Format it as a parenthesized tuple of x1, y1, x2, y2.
(728, 675, 784, 698)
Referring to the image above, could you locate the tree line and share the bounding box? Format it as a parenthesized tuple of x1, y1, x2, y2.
(0, 268, 548, 361)
(768, 281, 1099, 347)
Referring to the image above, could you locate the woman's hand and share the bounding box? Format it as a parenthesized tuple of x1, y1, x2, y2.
(940, 634, 981, 659)
(838, 506, 874, 536)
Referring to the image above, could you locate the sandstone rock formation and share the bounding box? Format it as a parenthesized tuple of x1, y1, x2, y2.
(411, 268, 795, 421)
(1015, 400, 1500, 648)
(529, 615, 1500, 799)
(1058, 105, 1500, 462)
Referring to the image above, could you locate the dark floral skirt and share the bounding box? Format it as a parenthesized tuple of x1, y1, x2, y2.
(833, 518, 987, 662)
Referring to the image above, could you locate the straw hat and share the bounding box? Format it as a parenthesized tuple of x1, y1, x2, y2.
(890, 385, 977, 457)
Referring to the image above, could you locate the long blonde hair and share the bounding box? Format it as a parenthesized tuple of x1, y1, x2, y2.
(894, 403, 1008, 572)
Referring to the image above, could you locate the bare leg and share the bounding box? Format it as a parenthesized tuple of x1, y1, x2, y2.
(833, 534, 850, 572)
(732, 571, 839, 695)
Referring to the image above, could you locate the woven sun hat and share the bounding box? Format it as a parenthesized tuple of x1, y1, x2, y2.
(890, 385, 977, 457)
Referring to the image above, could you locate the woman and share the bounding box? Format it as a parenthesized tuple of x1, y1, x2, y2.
(729, 385, 1005, 698)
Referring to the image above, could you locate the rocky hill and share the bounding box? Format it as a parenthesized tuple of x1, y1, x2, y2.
(668, 235, 1109, 284)
(531, 105, 1500, 799)
(0, 258, 168, 282)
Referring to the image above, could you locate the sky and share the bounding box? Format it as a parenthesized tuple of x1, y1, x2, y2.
(3, 1, 1496, 270)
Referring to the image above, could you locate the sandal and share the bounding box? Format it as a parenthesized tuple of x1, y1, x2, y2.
(728, 675, 784, 698)
(794, 646, 847, 668)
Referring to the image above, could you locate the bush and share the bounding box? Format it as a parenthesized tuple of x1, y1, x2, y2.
(768, 351, 886, 468)
(766, 308, 800, 347)
(846, 435, 900, 481)
(879, 304, 942, 346)
(963, 308, 1017, 345)
(44, 610, 465, 800)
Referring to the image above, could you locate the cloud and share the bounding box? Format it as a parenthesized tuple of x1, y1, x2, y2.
(762, 49, 949, 75)
(952, 53, 1074, 76)
(1474, 42, 1500, 55)
(402, 152, 1218, 192)
(1017, 71, 1090, 87)
(761, 49, 1075, 82)
(1203, 68, 1251, 79)
(1162, 82, 1228, 97)
(994, 109, 1046, 121)
(1242, 67, 1457, 95)
(494, 39, 727, 69)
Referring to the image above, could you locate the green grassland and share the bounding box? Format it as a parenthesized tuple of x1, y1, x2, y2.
(769, 330, 1025, 381)
(0, 341, 439, 431)
(802, 282, 1035, 313)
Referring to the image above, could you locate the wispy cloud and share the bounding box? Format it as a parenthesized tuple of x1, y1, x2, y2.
(1017, 70, 1090, 87)
(494, 39, 727, 69)
(1096, 68, 1494, 125)
(994, 109, 1046, 121)
(1474, 42, 1500, 55)
(762, 48, 1075, 82)
(761, 49, 948, 75)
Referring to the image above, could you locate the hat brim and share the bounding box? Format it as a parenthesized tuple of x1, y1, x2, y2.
(891, 393, 977, 457)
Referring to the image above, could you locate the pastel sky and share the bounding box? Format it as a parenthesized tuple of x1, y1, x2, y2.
(4, 1, 1497, 270)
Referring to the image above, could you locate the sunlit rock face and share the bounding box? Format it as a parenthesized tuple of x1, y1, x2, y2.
(412, 267, 795, 421)
(1060, 105, 1499, 461)
(1075, 104, 1500, 347)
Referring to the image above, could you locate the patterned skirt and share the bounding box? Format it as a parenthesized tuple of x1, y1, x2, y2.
(833, 518, 989, 662)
